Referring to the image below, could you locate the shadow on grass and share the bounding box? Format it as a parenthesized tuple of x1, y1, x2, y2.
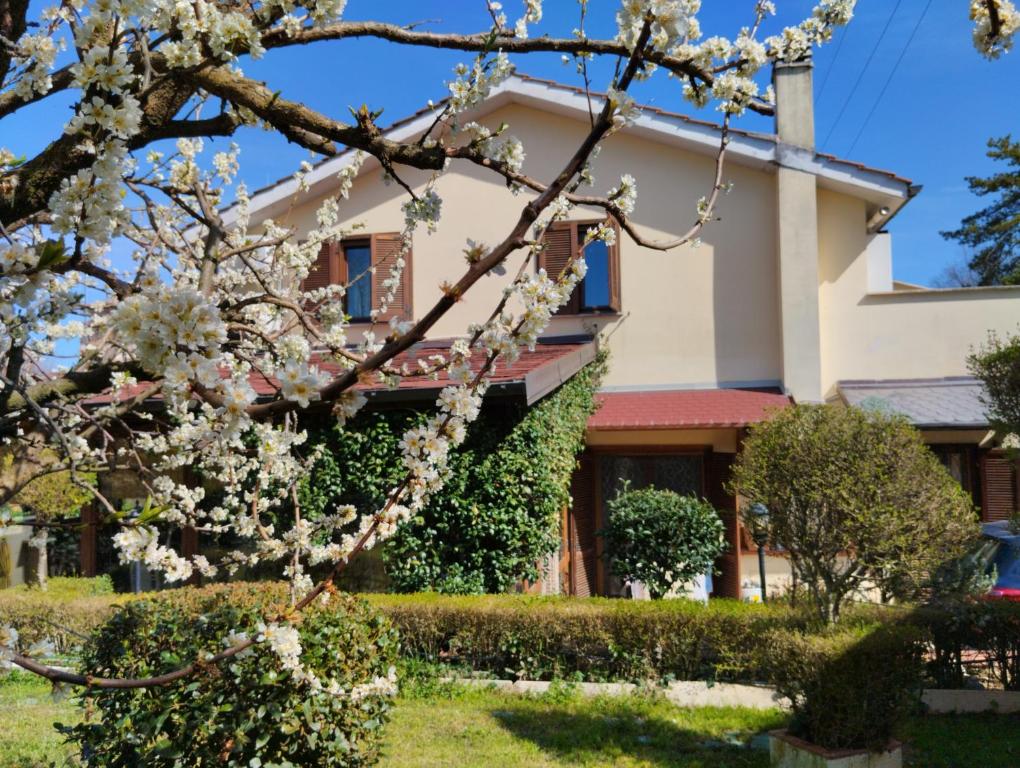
(488, 695, 782, 767)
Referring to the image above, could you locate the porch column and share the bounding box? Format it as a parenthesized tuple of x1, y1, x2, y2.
(79, 502, 98, 577)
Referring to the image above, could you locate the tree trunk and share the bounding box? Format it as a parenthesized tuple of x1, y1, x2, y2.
(30, 527, 48, 590)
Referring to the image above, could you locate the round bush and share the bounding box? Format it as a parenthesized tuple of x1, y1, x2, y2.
(764, 624, 924, 751)
(601, 485, 725, 599)
(63, 585, 398, 767)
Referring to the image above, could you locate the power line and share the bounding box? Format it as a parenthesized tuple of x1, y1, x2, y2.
(815, 24, 849, 105)
(819, 0, 905, 149)
(845, 0, 935, 157)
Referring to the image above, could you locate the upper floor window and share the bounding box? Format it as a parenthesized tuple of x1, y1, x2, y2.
(343, 241, 373, 322)
(302, 233, 412, 322)
(538, 219, 621, 315)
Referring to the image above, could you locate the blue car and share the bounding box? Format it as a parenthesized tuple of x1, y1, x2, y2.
(982, 521, 1020, 601)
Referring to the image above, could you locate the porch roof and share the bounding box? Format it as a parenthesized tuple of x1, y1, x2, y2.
(88, 337, 597, 408)
(588, 388, 791, 431)
(835, 377, 990, 429)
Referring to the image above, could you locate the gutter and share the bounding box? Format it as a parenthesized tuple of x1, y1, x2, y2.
(867, 183, 922, 234)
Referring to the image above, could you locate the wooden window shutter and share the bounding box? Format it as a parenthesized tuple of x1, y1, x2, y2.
(608, 220, 622, 312)
(301, 241, 338, 292)
(370, 233, 412, 321)
(567, 451, 598, 597)
(980, 453, 1017, 522)
(538, 222, 580, 314)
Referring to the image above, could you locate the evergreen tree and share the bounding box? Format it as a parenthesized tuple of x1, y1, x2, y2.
(941, 135, 1020, 285)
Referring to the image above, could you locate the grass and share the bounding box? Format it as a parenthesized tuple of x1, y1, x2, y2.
(2, 672, 1019, 767)
(900, 713, 1020, 768)
(3, 577, 114, 601)
(0, 672, 79, 768)
(381, 683, 783, 767)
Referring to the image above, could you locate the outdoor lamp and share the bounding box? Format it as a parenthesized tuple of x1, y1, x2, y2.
(748, 502, 769, 603)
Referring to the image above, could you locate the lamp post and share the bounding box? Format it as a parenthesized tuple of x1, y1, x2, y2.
(748, 502, 769, 603)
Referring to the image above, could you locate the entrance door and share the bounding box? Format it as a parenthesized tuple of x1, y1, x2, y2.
(564, 450, 705, 597)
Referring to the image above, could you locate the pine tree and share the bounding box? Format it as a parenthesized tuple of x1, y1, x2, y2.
(941, 135, 1020, 285)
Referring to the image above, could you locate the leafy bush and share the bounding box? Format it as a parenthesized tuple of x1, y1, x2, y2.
(764, 624, 925, 751)
(63, 584, 398, 767)
(919, 598, 1020, 690)
(731, 404, 979, 622)
(301, 355, 605, 594)
(600, 485, 725, 599)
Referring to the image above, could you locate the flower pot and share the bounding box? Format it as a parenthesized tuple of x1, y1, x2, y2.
(769, 730, 902, 768)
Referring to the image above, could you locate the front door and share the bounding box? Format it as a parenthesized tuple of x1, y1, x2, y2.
(564, 450, 706, 597)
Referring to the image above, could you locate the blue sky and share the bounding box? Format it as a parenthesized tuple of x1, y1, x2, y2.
(7, 0, 1019, 284)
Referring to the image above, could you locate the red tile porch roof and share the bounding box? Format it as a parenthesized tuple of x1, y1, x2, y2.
(588, 388, 792, 431)
(88, 338, 597, 407)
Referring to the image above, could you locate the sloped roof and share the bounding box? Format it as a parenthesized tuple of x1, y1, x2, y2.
(588, 388, 791, 431)
(836, 377, 990, 429)
(230, 73, 914, 228)
(88, 338, 596, 408)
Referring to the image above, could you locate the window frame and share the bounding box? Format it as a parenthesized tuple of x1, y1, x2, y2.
(301, 232, 413, 324)
(540, 218, 621, 317)
(338, 238, 373, 323)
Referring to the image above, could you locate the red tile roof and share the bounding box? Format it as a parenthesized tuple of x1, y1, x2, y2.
(588, 388, 791, 431)
(88, 339, 595, 406)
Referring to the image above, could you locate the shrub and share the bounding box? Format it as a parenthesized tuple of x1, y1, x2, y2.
(600, 485, 725, 599)
(5, 582, 1019, 692)
(0, 581, 128, 654)
(63, 584, 398, 767)
(363, 592, 810, 682)
(764, 624, 925, 751)
(918, 598, 1020, 690)
(731, 404, 979, 622)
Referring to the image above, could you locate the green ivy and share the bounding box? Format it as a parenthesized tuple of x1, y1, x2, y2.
(300, 353, 607, 594)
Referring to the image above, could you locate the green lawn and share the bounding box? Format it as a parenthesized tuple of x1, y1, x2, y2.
(0, 673, 79, 768)
(383, 684, 782, 767)
(3, 672, 1020, 768)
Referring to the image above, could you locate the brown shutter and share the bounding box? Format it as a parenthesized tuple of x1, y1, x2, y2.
(567, 451, 598, 596)
(538, 222, 580, 315)
(980, 452, 1017, 522)
(608, 220, 622, 312)
(371, 233, 412, 322)
(302, 241, 337, 292)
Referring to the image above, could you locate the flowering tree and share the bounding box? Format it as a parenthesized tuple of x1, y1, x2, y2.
(0, 0, 1016, 692)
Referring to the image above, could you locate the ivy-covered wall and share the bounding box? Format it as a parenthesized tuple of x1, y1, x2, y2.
(300, 354, 606, 594)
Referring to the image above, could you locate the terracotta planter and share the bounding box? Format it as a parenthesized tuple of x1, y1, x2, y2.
(769, 730, 902, 768)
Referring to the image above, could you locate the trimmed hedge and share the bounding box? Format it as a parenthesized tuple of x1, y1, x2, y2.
(0, 587, 130, 654)
(4, 581, 1019, 688)
(765, 624, 925, 750)
(362, 592, 812, 682)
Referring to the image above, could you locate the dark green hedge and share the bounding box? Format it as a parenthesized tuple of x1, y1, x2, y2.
(4, 583, 1019, 689)
(362, 592, 813, 682)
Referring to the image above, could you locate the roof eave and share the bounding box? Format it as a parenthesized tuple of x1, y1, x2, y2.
(232, 74, 915, 227)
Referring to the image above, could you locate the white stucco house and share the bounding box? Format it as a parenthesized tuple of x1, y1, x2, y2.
(225, 61, 1020, 599)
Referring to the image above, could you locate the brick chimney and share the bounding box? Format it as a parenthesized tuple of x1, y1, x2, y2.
(772, 58, 822, 403)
